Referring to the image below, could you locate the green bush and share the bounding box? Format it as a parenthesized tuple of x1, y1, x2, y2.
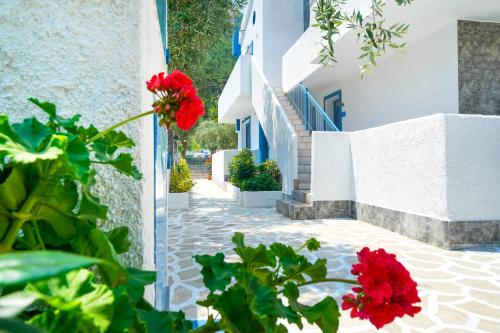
(240, 172, 281, 191)
(170, 159, 194, 193)
(257, 159, 281, 184)
(229, 148, 256, 187)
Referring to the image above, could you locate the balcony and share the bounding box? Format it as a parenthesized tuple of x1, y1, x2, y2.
(218, 55, 253, 123)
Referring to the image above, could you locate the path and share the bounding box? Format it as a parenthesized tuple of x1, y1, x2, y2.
(168, 180, 500, 332)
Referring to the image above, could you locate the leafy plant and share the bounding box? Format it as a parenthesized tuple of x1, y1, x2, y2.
(170, 159, 194, 193)
(314, 0, 413, 76)
(0, 100, 193, 332)
(240, 173, 281, 192)
(228, 148, 256, 187)
(257, 160, 281, 184)
(1, 99, 421, 332)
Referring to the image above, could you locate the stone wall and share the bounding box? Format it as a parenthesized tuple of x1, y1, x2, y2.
(0, 1, 165, 271)
(458, 20, 500, 116)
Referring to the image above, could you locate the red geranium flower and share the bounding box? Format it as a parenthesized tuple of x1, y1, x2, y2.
(342, 247, 421, 329)
(146, 70, 204, 131)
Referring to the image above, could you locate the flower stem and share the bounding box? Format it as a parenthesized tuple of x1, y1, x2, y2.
(86, 110, 155, 144)
(295, 277, 360, 288)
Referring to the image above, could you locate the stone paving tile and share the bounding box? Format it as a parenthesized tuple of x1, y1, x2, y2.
(168, 180, 500, 332)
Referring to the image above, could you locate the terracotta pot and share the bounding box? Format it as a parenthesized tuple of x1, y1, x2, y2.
(207, 175, 212, 180)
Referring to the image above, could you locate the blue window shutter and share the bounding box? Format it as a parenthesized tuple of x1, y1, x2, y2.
(236, 119, 240, 131)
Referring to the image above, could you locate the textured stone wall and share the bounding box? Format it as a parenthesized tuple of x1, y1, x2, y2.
(458, 20, 500, 116)
(0, 1, 165, 270)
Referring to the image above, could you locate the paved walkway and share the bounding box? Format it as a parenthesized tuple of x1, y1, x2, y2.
(168, 180, 500, 332)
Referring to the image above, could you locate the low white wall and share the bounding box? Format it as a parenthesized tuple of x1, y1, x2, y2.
(311, 114, 500, 221)
(251, 59, 297, 195)
(239, 191, 282, 208)
(168, 192, 190, 210)
(445, 115, 500, 221)
(212, 149, 240, 183)
(311, 132, 354, 201)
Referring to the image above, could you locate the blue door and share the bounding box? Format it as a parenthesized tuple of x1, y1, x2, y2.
(324, 90, 343, 131)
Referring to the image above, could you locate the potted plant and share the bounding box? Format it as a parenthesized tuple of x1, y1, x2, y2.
(169, 158, 194, 209)
(227, 149, 283, 207)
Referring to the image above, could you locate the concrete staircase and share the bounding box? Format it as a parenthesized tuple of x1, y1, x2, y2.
(273, 88, 312, 191)
(273, 87, 353, 221)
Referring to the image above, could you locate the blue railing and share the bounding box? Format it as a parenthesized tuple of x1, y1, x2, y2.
(288, 83, 339, 132)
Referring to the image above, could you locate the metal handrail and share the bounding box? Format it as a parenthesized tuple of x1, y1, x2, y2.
(288, 83, 339, 132)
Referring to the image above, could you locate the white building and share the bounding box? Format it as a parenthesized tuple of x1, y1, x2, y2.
(0, 0, 169, 305)
(216, 0, 500, 249)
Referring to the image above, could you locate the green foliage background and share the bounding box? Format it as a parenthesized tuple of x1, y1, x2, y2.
(168, 0, 245, 154)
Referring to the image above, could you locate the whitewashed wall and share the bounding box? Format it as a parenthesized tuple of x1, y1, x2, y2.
(240, 0, 303, 87)
(212, 149, 240, 183)
(0, 1, 165, 273)
(251, 59, 297, 195)
(321, 22, 459, 131)
(311, 114, 500, 221)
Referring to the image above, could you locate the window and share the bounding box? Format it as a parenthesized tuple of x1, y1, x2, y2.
(252, 11, 256, 25)
(241, 117, 252, 148)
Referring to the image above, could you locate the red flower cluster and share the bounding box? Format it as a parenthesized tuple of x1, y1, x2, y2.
(342, 247, 421, 329)
(146, 70, 204, 131)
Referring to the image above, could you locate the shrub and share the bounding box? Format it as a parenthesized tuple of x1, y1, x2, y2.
(257, 159, 281, 183)
(170, 159, 194, 193)
(240, 172, 281, 191)
(229, 148, 255, 187)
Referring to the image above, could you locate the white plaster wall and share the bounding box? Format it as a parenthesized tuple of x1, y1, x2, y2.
(240, 0, 303, 87)
(262, 0, 303, 87)
(328, 22, 459, 131)
(0, 1, 165, 273)
(218, 55, 252, 123)
(445, 115, 500, 221)
(311, 132, 354, 201)
(251, 59, 298, 195)
(350, 114, 449, 220)
(311, 114, 500, 221)
(212, 149, 240, 182)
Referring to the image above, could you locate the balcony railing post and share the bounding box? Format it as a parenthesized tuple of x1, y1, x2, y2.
(304, 86, 309, 130)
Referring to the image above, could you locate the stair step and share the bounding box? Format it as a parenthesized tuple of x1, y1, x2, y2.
(298, 147, 311, 154)
(292, 190, 312, 204)
(298, 136, 312, 143)
(298, 173, 311, 182)
(276, 199, 315, 220)
(298, 164, 311, 173)
(298, 183, 311, 190)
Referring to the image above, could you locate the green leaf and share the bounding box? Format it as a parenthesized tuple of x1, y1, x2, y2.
(105, 153, 142, 180)
(193, 253, 237, 292)
(0, 318, 44, 333)
(305, 238, 321, 252)
(125, 268, 156, 304)
(34, 179, 79, 242)
(234, 244, 276, 271)
(107, 286, 137, 333)
(0, 115, 65, 164)
(77, 170, 108, 221)
(26, 269, 114, 333)
(232, 232, 245, 248)
(301, 297, 340, 333)
(65, 135, 90, 182)
(0, 251, 102, 287)
(241, 273, 301, 329)
(138, 309, 192, 333)
(28, 98, 81, 131)
(283, 283, 339, 333)
(72, 228, 129, 287)
(106, 226, 131, 254)
(28, 310, 80, 333)
(0, 291, 37, 318)
(214, 287, 264, 333)
(0, 167, 26, 211)
(12, 118, 53, 152)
